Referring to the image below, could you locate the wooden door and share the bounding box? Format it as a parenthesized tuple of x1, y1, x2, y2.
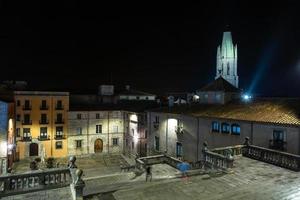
(29, 143, 38, 156)
(94, 139, 103, 153)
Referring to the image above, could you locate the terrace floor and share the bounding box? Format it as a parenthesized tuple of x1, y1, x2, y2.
(86, 156, 300, 200)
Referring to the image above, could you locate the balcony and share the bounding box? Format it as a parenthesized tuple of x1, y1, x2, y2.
(269, 139, 287, 151)
(21, 136, 32, 142)
(55, 135, 66, 140)
(22, 120, 32, 125)
(55, 105, 64, 110)
(22, 105, 32, 110)
(38, 135, 50, 141)
(39, 119, 49, 124)
(40, 105, 49, 110)
(55, 119, 64, 124)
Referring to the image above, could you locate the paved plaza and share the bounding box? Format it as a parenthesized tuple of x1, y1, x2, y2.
(8, 154, 300, 200)
(86, 156, 300, 200)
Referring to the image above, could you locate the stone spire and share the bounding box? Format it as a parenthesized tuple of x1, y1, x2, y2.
(215, 31, 239, 88)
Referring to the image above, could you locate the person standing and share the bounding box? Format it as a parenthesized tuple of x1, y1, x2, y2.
(146, 165, 152, 182)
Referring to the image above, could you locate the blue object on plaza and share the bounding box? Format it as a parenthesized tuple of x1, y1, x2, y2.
(177, 162, 190, 172)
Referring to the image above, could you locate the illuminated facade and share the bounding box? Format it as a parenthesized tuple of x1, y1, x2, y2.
(148, 99, 300, 162)
(216, 31, 238, 88)
(0, 100, 14, 174)
(14, 91, 69, 159)
(68, 110, 148, 157)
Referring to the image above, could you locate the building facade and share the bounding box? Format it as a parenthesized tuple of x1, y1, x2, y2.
(14, 91, 69, 159)
(68, 110, 148, 157)
(148, 99, 300, 162)
(0, 100, 14, 174)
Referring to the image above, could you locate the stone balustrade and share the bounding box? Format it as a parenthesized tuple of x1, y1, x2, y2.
(0, 156, 85, 200)
(136, 154, 183, 170)
(242, 145, 300, 171)
(0, 168, 71, 198)
(212, 145, 245, 157)
(203, 150, 234, 170)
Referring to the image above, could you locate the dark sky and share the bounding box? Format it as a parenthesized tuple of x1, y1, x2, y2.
(1, 1, 300, 96)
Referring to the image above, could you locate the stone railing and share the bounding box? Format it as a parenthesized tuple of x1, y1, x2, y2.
(136, 154, 183, 170)
(0, 168, 71, 198)
(212, 145, 245, 157)
(0, 156, 85, 200)
(242, 145, 300, 171)
(203, 150, 234, 170)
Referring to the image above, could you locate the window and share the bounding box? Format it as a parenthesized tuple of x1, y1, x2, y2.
(23, 128, 30, 137)
(212, 121, 220, 132)
(56, 126, 63, 136)
(136, 96, 140, 100)
(231, 124, 241, 135)
(40, 127, 48, 138)
(56, 113, 63, 122)
(77, 114, 82, 119)
(96, 125, 102, 133)
(41, 114, 47, 123)
(24, 100, 30, 108)
(227, 63, 230, 75)
(145, 130, 148, 139)
(17, 100, 20, 106)
(16, 128, 20, 137)
(221, 123, 230, 133)
(155, 136, 159, 151)
(113, 125, 118, 133)
(77, 127, 82, 135)
(56, 100, 62, 109)
(132, 128, 134, 135)
(145, 97, 149, 100)
(273, 130, 285, 141)
(132, 142, 134, 149)
(96, 113, 100, 119)
(76, 140, 82, 148)
(56, 141, 63, 149)
(16, 114, 20, 121)
(112, 138, 119, 146)
(41, 100, 47, 109)
(24, 114, 30, 122)
(155, 116, 159, 123)
(176, 142, 183, 157)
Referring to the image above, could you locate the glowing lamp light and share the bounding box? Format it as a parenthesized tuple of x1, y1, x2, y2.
(242, 94, 252, 101)
(7, 144, 13, 150)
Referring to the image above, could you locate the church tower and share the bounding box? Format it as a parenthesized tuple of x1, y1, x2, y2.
(215, 31, 238, 88)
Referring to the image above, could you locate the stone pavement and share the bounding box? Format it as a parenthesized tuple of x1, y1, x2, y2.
(86, 156, 300, 200)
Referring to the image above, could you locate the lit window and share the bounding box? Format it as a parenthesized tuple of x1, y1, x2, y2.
(231, 124, 240, 135)
(221, 123, 230, 133)
(211, 121, 220, 132)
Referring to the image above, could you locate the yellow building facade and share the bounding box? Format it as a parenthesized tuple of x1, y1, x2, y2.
(14, 91, 69, 159)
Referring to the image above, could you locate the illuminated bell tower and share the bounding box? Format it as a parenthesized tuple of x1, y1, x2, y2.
(215, 31, 238, 88)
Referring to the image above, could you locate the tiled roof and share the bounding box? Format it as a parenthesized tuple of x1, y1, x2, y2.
(150, 98, 300, 126)
(198, 77, 241, 93)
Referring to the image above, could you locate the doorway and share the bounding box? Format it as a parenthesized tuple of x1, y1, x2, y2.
(94, 139, 103, 153)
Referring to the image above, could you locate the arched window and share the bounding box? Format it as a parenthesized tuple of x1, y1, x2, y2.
(211, 121, 220, 132)
(231, 124, 240, 135)
(221, 123, 230, 133)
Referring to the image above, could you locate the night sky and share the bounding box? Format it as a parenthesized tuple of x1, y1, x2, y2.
(1, 1, 300, 96)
